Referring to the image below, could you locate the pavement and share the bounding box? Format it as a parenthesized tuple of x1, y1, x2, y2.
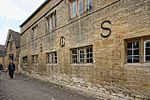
(0, 72, 98, 100)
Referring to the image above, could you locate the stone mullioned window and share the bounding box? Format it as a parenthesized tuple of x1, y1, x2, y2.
(69, 0, 92, 18)
(71, 46, 93, 64)
(31, 25, 38, 40)
(45, 11, 57, 33)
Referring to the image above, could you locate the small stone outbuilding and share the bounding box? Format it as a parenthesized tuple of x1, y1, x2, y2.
(5, 29, 20, 72)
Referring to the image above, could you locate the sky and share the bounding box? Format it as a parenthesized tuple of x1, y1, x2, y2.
(0, 0, 45, 45)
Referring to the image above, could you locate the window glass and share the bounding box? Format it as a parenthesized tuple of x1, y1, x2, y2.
(127, 42, 132, 49)
(146, 42, 150, 47)
(79, 49, 84, 63)
(127, 50, 132, 55)
(146, 56, 150, 61)
(133, 49, 139, 55)
(78, 0, 84, 15)
(145, 40, 150, 62)
(72, 1, 76, 17)
(86, 0, 92, 11)
(133, 56, 139, 63)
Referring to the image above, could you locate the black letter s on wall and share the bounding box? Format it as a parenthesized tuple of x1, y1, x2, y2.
(100, 20, 112, 38)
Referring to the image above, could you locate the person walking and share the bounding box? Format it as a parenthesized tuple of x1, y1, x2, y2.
(0, 63, 4, 80)
(8, 61, 15, 79)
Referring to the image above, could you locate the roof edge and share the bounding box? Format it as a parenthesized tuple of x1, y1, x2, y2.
(5, 29, 20, 49)
(20, 0, 49, 27)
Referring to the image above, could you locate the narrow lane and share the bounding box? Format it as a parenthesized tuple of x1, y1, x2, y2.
(0, 72, 97, 100)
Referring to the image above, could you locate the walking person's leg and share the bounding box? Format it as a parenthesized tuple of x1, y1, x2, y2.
(0, 70, 2, 80)
(9, 72, 12, 79)
(11, 72, 14, 79)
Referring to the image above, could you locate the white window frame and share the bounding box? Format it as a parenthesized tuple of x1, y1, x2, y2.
(47, 52, 57, 64)
(127, 41, 139, 63)
(71, 46, 93, 64)
(144, 40, 150, 62)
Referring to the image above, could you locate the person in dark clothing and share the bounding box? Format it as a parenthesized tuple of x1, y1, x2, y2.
(0, 64, 3, 70)
(0, 64, 4, 80)
(8, 61, 15, 79)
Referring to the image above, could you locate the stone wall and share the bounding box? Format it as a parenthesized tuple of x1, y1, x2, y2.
(20, 0, 150, 99)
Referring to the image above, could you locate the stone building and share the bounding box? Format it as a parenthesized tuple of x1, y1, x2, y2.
(20, 0, 150, 99)
(5, 29, 20, 72)
(0, 45, 5, 69)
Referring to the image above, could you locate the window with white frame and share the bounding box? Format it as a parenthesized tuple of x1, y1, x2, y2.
(47, 52, 57, 64)
(144, 40, 150, 62)
(86, 47, 93, 63)
(71, 46, 93, 64)
(72, 49, 78, 63)
(79, 49, 85, 63)
(127, 41, 139, 63)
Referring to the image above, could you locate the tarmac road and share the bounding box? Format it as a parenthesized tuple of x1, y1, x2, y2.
(0, 72, 97, 100)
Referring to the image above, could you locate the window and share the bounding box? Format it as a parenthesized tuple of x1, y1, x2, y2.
(125, 38, 150, 64)
(86, 0, 92, 11)
(69, 0, 92, 18)
(79, 49, 85, 63)
(32, 55, 38, 64)
(72, 49, 78, 63)
(46, 11, 56, 32)
(32, 25, 38, 39)
(78, 0, 84, 15)
(71, 46, 93, 64)
(22, 56, 27, 63)
(72, 0, 76, 17)
(127, 41, 139, 63)
(86, 47, 93, 63)
(144, 40, 150, 62)
(47, 52, 57, 64)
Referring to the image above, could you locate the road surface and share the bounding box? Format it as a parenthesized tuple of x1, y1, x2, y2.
(0, 72, 97, 100)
